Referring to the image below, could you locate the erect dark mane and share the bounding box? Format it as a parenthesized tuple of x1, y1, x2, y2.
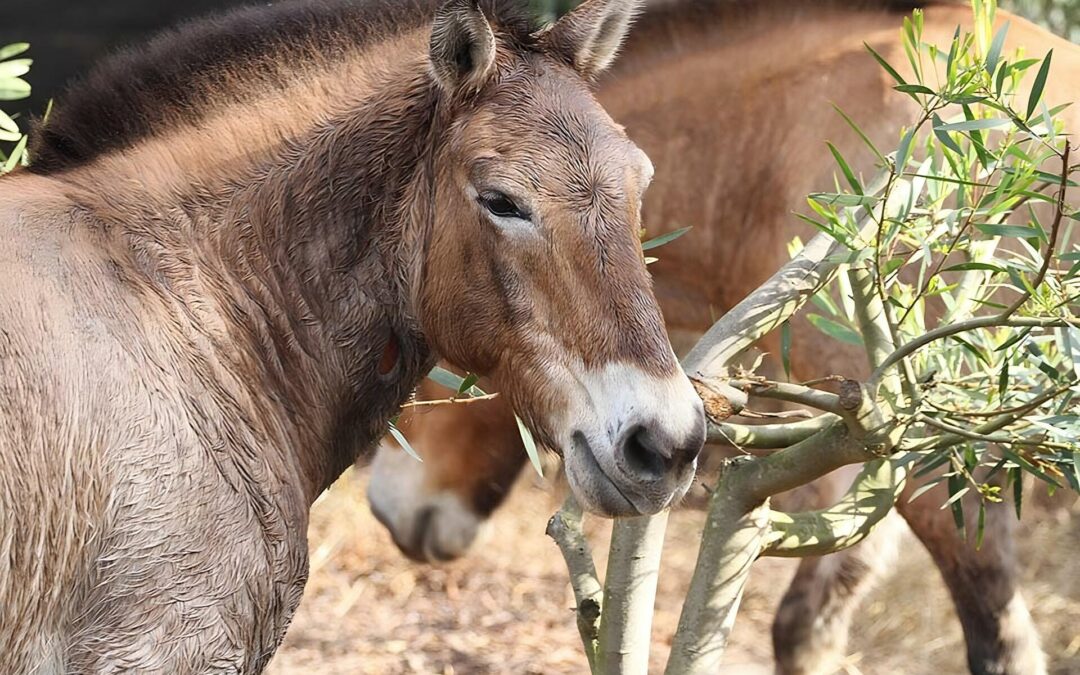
(29, 0, 540, 175)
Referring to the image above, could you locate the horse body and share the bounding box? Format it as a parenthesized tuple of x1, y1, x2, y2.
(0, 67, 430, 670)
(370, 2, 1079, 673)
(0, 0, 707, 671)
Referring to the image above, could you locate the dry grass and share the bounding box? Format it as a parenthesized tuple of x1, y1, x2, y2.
(268, 467, 1079, 675)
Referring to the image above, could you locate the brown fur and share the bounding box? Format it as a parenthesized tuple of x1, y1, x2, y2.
(0, 0, 703, 671)
(373, 1, 1079, 672)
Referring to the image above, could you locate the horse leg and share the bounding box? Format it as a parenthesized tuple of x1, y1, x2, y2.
(897, 477, 1046, 675)
(771, 465, 905, 675)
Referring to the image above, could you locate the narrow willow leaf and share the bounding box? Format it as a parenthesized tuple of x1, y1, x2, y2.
(0, 59, 31, 79)
(516, 415, 544, 478)
(941, 262, 1005, 273)
(428, 365, 467, 391)
(947, 474, 967, 539)
(780, 320, 792, 381)
(1011, 467, 1023, 520)
(457, 372, 479, 396)
(0, 108, 18, 133)
(984, 21, 1009, 76)
(896, 127, 916, 172)
(1026, 50, 1053, 121)
(907, 476, 946, 503)
(975, 502, 986, 550)
(832, 104, 888, 166)
(2, 135, 26, 172)
(826, 142, 862, 194)
(0, 77, 30, 101)
(865, 43, 908, 86)
(1072, 451, 1080, 496)
(894, 84, 934, 95)
(931, 113, 964, 155)
(388, 423, 422, 462)
(808, 192, 877, 208)
(1000, 446, 1063, 488)
(807, 314, 862, 346)
(976, 223, 1038, 238)
(0, 43, 29, 61)
(946, 26, 960, 79)
(934, 118, 1010, 132)
(641, 226, 692, 251)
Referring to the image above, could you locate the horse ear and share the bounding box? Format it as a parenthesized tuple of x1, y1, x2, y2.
(540, 0, 642, 78)
(430, 0, 497, 92)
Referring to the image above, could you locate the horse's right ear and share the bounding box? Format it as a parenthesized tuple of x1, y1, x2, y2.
(540, 0, 642, 79)
(430, 0, 497, 93)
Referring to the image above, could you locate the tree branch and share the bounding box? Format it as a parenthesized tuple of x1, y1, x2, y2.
(708, 414, 837, 448)
(546, 496, 603, 673)
(596, 513, 669, 675)
(761, 457, 906, 557)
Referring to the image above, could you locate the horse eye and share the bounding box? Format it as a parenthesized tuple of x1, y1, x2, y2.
(479, 192, 529, 221)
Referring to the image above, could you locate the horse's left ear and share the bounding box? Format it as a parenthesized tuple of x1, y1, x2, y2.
(430, 0, 497, 92)
(540, 0, 642, 78)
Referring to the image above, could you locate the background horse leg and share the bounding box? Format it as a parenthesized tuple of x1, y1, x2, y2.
(897, 477, 1046, 675)
(770, 465, 905, 675)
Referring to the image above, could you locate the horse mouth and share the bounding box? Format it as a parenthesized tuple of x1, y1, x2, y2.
(566, 431, 650, 517)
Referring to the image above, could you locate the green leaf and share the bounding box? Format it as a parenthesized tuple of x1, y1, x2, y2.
(780, 320, 792, 381)
(934, 118, 1010, 132)
(388, 423, 422, 462)
(832, 104, 887, 166)
(907, 477, 946, 503)
(0, 59, 31, 79)
(808, 193, 878, 208)
(0, 43, 29, 61)
(894, 84, 935, 95)
(1000, 446, 1063, 488)
(0, 109, 17, 134)
(0, 77, 30, 101)
(641, 226, 691, 251)
(428, 365, 467, 391)
(1073, 451, 1080, 496)
(1026, 50, 1053, 121)
(2, 135, 26, 173)
(975, 501, 986, 550)
(807, 314, 862, 346)
(457, 372, 479, 396)
(949, 336, 991, 367)
(516, 415, 544, 478)
(984, 21, 1009, 76)
(931, 113, 964, 155)
(865, 42, 907, 86)
(826, 142, 862, 194)
(896, 126, 916, 172)
(1011, 467, 1023, 520)
(975, 223, 1039, 238)
(947, 474, 966, 539)
(941, 262, 1005, 273)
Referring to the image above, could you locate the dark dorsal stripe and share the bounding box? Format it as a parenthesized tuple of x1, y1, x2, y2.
(28, 0, 540, 175)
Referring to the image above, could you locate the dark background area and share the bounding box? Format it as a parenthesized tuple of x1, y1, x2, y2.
(1, 0, 249, 117)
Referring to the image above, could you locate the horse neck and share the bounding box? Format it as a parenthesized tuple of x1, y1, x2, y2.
(71, 56, 440, 502)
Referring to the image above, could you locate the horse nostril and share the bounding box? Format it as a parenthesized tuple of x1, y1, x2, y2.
(619, 425, 670, 481)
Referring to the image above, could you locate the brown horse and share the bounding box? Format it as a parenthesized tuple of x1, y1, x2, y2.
(369, 1, 1080, 673)
(0, 0, 707, 672)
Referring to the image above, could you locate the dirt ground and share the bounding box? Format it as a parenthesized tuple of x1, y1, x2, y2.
(267, 465, 1080, 675)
